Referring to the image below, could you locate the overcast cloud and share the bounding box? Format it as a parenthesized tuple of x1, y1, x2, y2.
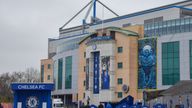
(0, 0, 183, 73)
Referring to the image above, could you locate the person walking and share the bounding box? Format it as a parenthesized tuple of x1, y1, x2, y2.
(106, 103, 112, 108)
(98, 103, 104, 108)
(0, 103, 3, 108)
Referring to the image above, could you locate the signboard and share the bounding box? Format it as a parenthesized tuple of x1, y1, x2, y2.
(11, 83, 54, 90)
(11, 83, 54, 108)
(86, 36, 112, 44)
(138, 38, 157, 89)
(93, 52, 100, 94)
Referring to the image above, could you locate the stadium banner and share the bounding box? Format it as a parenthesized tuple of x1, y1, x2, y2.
(138, 38, 157, 89)
(101, 56, 110, 89)
(93, 52, 100, 94)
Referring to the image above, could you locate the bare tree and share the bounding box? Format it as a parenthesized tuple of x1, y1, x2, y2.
(0, 73, 13, 102)
(24, 67, 40, 83)
(0, 67, 40, 102)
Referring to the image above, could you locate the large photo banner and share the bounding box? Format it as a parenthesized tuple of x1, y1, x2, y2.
(86, 58, 89, 90)
(93, 52, 100, 94)
(101, 56, 110, 89)
(138, 38, 157, 89)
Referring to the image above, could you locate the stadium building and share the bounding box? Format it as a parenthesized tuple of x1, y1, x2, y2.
(40, 0, 192, 107)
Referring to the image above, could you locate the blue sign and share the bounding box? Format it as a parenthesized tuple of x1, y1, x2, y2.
(11, 83, 54, 108)
(93, 52, 100, 94)
(86, 36, 112, 44)
(11, 83, 54, 90)
(138, 38, 157, 89)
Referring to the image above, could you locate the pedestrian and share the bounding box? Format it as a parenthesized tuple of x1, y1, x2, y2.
(98, 103, 104, 108)
(0, 103, 3, 108)
(106, 103, 112, 108)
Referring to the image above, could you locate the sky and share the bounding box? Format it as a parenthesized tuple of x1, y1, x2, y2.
(0, 0, 184, 73)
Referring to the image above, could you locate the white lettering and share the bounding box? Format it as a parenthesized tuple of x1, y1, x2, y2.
(39, 85, 45, 89)
(17, 85, 46, 90)
(18, 85, 22, 89)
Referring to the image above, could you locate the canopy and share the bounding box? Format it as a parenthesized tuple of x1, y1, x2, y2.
(160, 80, 192, 96)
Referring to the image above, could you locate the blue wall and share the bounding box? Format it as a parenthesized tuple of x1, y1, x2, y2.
(11, 83, 54, 108)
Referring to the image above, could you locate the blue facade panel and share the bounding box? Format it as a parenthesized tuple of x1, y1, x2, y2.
(93, 52, 100, 94)
(11, 83, 54, 108)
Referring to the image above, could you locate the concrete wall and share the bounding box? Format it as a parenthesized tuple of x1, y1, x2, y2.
(78, 40, 87, 105)
(78, 26, 144, 106)
(86, 41, 116, 105)
(52, 49, 79, 95)
(59, 1, 192, 39)
(41, 59, 53, 83)
(115, 32, 142, 102)
(157, 32, 192, 90)
(89, 8, 180, 32)
(48, 34, 87, 58)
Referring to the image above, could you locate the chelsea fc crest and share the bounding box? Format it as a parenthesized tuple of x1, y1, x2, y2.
(26, 96, 39, 108)
(92, 44, 97, 50)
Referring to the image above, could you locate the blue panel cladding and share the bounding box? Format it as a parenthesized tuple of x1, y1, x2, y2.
(93, 52, 100, 94)
(138, 38, 157, 89)
(15, 91, 51, 108)
(11, 83, 54, 108)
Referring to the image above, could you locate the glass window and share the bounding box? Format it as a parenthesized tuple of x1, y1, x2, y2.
(117, 78, 123, 85)
(84, 66, 86, 72)
(118, 62, 123, 69)
(162, 21, 167, 35)
(175, 19, 181, 33)
(41, 65, 44, 82)
(47, 75, 51, 80)
(58, 58, 63, 89)
(190, 40, 192, 79)
(65, 56, 72, 89)
(185, 18, 190, 32)
(167, 20, 172, 34)
(171, 20, 176, 33)
(144, 24, 148, 31)
(117, 92, 123, 98)
(84, 80, 86, 86)
(190, 18, 192, 31)
(162, 42, 180, 85)
(110, 31, 116, 39)
(180, 18, 185, 32)
(158, 22, 163, 36)
(118, 47, 123, 53)
(53, 61, 57, 85)
(84, 52, 86, 58)
(83, 93, 85, 99)
(48, 64, 51, 69)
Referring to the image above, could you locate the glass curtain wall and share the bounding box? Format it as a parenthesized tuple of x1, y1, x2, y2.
(162, 42, 180, 85)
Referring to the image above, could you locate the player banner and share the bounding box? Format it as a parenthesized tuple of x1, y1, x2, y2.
(93, 52, 100, 94)
(138, 38, 157, 89)
(101, 56, 110, 89)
